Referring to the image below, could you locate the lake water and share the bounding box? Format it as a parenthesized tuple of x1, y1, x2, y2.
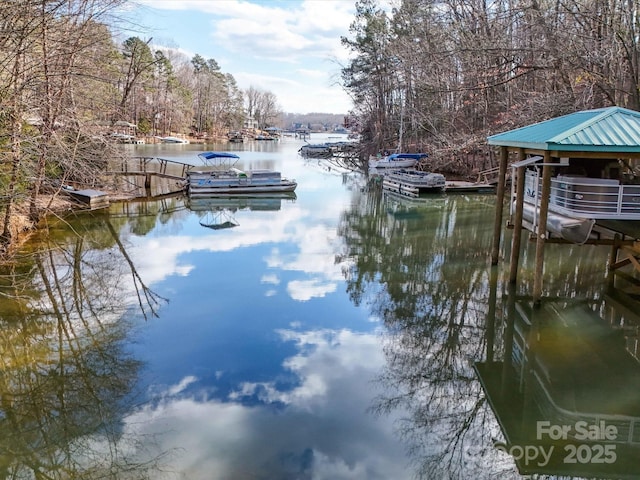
(2, 133, 640, 479)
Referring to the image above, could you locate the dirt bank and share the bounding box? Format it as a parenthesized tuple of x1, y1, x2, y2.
(0, 194, 93, 260)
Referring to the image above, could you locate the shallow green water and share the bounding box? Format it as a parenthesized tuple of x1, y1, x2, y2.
(0, 135, 638, 479)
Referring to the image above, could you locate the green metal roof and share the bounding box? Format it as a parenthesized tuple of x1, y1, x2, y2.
(487, 106, 640, 153)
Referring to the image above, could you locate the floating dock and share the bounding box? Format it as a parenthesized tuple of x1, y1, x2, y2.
(382, 177, 495, 197)
(445, 180, 496, 193)
(64, 188, 110, 209)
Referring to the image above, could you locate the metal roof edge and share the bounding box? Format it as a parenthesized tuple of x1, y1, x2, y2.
(486, 138, 547, 149)
(548, 143, 640, 153)
(547, 106, 640, 144)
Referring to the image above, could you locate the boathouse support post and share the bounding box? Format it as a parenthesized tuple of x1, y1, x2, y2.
(508, 149, 527, 284)
(500, 282, 517, 397)
(486, 265, 500, 362)
(532, 153, 553, 307)
(491, 146, 509, 265)
(521, 306, 541, 437)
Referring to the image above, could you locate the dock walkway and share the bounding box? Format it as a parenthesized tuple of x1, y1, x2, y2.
(108, 156, 194, 195)
(108, 156, 194, 181)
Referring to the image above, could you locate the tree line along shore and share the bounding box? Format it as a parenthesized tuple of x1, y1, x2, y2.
(2, 0, 639, 256)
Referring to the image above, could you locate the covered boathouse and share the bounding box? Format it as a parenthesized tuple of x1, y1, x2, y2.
(478, 106, 640, 479)
(488, 106, 640, 305)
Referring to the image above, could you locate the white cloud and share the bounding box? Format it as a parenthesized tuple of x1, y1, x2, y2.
(128, 206, 305, 285)
(126, 195, 352, 303)
(124, 0, 355, 113)
(108, 327, 409, 479)
(287, 278, 337, 301)
(260, 274, 280, 285)
(296, 68, 330, 79)
(167, 375, 198, 396)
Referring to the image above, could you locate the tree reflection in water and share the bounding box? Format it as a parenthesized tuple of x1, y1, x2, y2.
(477, 293, 640, 480)
(338, 188, 512, 478)
(0, 212, 168, 479)
(338, 185, 622, 479)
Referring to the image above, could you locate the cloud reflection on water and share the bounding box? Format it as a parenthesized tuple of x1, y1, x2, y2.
(121, 327, 410, 479)
(128, 202, 350, 302)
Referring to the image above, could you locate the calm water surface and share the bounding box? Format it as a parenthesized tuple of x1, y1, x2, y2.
(1, 134, 639, 479)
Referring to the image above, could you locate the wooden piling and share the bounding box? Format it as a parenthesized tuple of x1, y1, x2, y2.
(532, 153, 553, 306)
(486, 265, 499, 362)
(491, 146, 508, 265)
(509, 149, 526, 284)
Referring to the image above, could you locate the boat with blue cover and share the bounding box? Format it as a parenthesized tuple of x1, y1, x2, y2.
(187, 152, 297, 197)
(369, 152, 428, 168)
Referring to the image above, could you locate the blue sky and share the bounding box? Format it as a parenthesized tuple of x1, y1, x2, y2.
(117, 0, 358, 114)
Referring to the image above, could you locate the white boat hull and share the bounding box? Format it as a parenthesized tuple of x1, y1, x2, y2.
(382, 170, 446, 196)
(369, 152, 428, 169)
(157, 136, 189, 144)
(189, 182, 297, 197)
(520, 201, 596, 244)
(187, 153, 297, 197)
(188, 169, 296, 197)
(370, 157, 417, 168)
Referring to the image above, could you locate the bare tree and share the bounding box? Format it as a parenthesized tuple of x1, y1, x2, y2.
(341, 0, 396, 154)
(244, 85, 281, 129)
(0, 4, 32, 247)
(0, 0, 128, 249)
(341, 0, 640, 172)
(0, 214, 170, 477)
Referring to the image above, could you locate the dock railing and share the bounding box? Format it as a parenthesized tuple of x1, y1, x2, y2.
(523, 170, 640, 220)
(109, 156, 195, 180)
(476, 166, 503, 185)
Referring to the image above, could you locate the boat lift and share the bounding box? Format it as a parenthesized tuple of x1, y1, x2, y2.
(198, 209, 239, 230)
